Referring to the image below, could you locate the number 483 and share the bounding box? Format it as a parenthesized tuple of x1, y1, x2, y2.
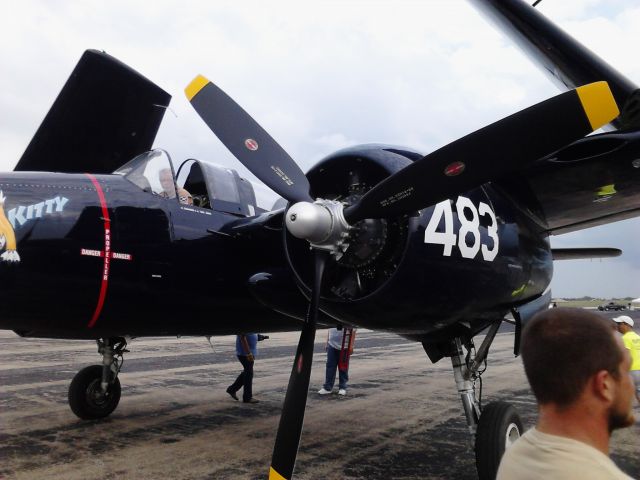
(424, 196, 499, 261)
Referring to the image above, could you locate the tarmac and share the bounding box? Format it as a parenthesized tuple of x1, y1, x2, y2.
(1, 309, 638, 479)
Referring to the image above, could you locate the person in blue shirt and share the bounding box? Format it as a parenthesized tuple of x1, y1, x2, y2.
(226, 333, 267, 403)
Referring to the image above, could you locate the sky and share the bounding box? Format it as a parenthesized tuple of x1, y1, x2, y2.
(0, 0, 638, 298)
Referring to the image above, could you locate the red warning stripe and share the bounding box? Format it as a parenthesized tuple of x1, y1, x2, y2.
(85, 174, 111, 328)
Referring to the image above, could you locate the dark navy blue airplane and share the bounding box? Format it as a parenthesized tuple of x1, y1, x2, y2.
(1, 1, 639, 479)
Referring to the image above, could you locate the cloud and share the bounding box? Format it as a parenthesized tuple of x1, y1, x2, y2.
(0, 0, 638, 297)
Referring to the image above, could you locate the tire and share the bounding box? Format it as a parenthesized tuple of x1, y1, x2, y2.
(475, 401, 523, 480)
(68, 365, 121, 420)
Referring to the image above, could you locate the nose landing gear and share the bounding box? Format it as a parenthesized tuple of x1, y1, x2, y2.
(68, 337, 127, 419)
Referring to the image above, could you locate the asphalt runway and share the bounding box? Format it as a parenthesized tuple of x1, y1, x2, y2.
(1, 309, 639, 479)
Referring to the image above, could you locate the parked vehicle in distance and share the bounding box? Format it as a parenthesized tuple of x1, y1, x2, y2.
(597, 301, 627, 311)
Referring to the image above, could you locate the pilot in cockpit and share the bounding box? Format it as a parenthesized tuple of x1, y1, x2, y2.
(159, 168, 193, 205)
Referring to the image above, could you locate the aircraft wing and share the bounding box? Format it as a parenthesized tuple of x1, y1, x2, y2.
(14, 49, 171, 174)
(495, 129, 640, 235)
(470, 0, 639, 129)
(472, 0, 640, 235)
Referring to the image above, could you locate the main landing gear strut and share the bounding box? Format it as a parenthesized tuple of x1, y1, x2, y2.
(448, 322, 523, 480)
(68, 337, 128, 419)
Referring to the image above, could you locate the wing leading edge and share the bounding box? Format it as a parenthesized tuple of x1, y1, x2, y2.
(470, 0, 639, 129)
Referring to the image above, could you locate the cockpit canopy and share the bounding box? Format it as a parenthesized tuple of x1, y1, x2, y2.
(114, 149, 258, 217)
(177, 159, 257, 216)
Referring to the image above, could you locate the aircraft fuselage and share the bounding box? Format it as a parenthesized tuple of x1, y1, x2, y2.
(0, 157, 551, 340)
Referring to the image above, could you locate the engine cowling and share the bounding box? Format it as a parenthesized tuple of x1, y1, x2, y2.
(284, 144, 421, 302)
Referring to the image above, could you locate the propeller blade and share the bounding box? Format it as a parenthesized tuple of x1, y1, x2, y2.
(185, 75, 313, 204)
(269, 251, 328, 480)
(344, 81, 619, 223)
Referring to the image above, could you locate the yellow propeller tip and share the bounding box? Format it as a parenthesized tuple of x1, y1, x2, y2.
(185, 75, 210, 101)
(576, 81, 620, 131)
(269, 467, 287, 480)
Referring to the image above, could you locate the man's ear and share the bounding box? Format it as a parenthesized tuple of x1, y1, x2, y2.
(592, 370, 615, 403)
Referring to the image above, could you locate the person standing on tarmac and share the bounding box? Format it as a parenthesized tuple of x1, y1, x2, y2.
(613, 315, 640, 403)
(318, 327, 356, 396)
(226, 333, 268, 404)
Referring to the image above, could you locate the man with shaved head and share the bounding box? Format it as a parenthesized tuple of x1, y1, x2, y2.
(497, 308, 635, 479)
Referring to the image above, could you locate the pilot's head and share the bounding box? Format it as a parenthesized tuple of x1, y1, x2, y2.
(159, 168, 175, 196)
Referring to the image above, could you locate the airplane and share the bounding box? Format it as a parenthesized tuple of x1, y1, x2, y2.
(1, 0, 638, 479)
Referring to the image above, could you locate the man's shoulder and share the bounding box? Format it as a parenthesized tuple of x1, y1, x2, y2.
(498, 429, 631, 480)
(623, 330, 640, 345)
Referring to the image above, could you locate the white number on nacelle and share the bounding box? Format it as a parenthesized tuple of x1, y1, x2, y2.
(423, 200, 456, 256)
(456, 196, 481, 259)
(479, 202, 499, 261)
(424, 196, 499, 261)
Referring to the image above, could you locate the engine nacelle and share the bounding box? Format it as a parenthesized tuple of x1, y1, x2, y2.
(281, 144, 552, 337)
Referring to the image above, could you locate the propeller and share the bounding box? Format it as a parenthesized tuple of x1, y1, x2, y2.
(344, 81, 619, 223)
(186, 75, 313, 204)
(186, 76, 330, 480)
(269, 250, 328, 480)
(185, 76, 618, 479)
